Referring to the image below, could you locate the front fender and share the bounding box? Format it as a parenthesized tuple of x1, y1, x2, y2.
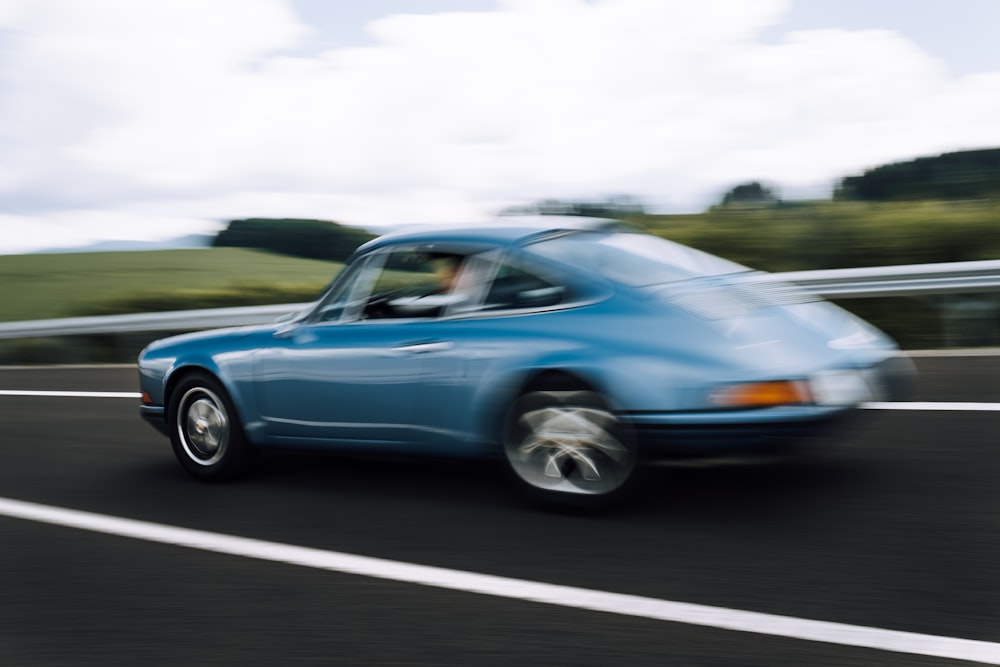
(140, 328, 273, 444)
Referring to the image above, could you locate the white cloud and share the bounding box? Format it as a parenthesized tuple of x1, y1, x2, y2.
(1, 0, 999, 253)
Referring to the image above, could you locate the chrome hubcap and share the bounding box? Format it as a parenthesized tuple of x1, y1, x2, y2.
(178, 388, 228, 465)
(509, 391, 633, 495)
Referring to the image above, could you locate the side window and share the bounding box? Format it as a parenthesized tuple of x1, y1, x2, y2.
(481, 262, 567, 311)
(362, 249, 471, 320)
(313, 254, 382, 323)
(314, 250, 572, 322)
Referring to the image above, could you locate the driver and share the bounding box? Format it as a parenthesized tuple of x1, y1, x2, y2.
(430, 254, 463, 293)
(383, 253, 469, 316)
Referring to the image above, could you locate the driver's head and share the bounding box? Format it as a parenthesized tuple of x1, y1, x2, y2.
(430, 254, 462, 291)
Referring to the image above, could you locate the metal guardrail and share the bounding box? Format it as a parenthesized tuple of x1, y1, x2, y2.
(0, 303, 311, 340)
(761, 259, 1000, 298)
(2, 259, 1000, 341)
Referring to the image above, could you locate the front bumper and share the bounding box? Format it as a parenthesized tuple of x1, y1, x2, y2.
(140, 404, 169, 436)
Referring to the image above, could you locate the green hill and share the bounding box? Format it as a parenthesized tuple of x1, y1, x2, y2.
(0, 248, 341, 323)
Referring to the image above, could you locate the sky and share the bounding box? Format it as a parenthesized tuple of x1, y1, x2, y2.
(0, 0, 999, 254)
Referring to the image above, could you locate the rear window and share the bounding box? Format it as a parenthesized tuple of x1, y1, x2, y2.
(525, 231, 747, 286)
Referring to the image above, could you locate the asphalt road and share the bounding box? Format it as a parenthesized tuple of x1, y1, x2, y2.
(1, 356, 999, 666)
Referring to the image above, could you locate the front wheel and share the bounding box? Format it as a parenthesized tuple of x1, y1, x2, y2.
(168, 373, 253, 480)
(504, 390, 637, 506)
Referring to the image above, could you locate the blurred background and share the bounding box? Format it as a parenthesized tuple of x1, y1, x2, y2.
(1, 0, 999, 360)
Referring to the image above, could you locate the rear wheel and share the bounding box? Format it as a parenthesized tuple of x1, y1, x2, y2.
(504, 389, 636, 506)
(168, 373, 253, 480)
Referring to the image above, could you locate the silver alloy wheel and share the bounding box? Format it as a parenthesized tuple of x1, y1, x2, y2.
(507, 390, 634, 496)
(177, 386, 229, 466)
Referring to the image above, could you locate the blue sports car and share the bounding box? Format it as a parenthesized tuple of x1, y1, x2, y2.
(138, 217, 913, 504)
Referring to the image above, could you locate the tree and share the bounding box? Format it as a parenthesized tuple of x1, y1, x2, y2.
(835, 148, 1000, 201)
(718, 182, 780, 208)
(213, 218, 375, 261)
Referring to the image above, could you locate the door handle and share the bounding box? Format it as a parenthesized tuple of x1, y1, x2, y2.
(392, 341, 455, 354)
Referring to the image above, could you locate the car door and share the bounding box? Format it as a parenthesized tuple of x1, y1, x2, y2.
(252, 247, 470, 446)
(405, 251, 584, 448)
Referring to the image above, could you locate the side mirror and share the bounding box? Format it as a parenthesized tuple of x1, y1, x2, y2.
(273, 312, 305, 338)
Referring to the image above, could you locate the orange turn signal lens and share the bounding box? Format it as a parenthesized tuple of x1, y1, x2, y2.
(141, 391, 153, 405)
(711, 380, 812, 408)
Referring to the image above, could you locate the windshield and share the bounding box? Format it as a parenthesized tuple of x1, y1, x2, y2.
(526, 231, 748, 286)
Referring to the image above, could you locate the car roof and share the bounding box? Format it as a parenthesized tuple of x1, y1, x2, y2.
(358, 215, 631, 251)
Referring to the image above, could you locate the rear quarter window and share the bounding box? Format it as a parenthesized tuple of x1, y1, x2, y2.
(526, 231, 747, 286)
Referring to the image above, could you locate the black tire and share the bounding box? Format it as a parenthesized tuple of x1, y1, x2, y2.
(503, 388, 637, 507)
(168, 372, 254, 480)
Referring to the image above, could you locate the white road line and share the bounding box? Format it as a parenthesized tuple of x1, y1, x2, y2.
(0, 390, 141, 398)
(862, 401, 1000, 411)
(1, 497, 998, 664)
(4, 391, 1000, 413)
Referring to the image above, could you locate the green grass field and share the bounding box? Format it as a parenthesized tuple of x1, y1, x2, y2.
(0, 248, 342, 322)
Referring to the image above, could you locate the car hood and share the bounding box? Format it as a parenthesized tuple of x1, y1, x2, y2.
(141, 323, 278, 355)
